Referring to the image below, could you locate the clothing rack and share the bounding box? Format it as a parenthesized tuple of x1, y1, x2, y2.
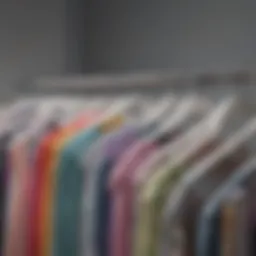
(15, 69, 256, 119)
(19, 69, 254, 95)
(4, 69, 256, 256)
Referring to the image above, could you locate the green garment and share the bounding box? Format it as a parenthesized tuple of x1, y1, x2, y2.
(134, 164, 184, 256)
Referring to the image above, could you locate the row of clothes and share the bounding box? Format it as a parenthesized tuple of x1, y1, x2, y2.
(1, 95, 256, 256)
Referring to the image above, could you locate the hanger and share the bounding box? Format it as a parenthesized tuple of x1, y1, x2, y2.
(9, 96, 112, 138)
(0, 99, 43, 135)
(9, 97, 97, 139)
(145, 95, 213, 144)
(158, 95, 212, 132)
(163, 96, 237, 160)
(96, 96, 139, 132)
(141, 94, 177, 126)
(9, 100, 72, 144)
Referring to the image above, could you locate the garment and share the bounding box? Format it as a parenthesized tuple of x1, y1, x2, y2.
(0, 134, 13, 253)
(134, 139, 218, 256)
(53, 115, 124, 256)
(196, 158, 256, 256)
(6, 101, 39, 134)
(29, 127, 59, 256)
(130, 145, 179, 256)
(109, 141, 157, 256)
(221, 188, 249, 256)
(162, 143, 248, 256)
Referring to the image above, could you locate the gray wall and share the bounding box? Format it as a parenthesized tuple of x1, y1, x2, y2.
(1, 0, 256, 95)
(0, 0, 66, 96)
(84, 0, 256, 73)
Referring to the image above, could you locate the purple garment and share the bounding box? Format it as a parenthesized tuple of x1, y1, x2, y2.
(104, 126, 141, 158)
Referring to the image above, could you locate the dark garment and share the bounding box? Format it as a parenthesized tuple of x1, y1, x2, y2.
(251, 226, 256, 255)
(208, 213, 221, 256)
(0, 133, 13, 250)
(95, 160, 114, 256)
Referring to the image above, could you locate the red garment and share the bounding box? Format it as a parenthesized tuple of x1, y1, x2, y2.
(28, 129, 60, 256)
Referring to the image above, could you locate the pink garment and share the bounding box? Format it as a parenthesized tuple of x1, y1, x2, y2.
(3, 139, 32, 256)
(109, 141, 158, 256)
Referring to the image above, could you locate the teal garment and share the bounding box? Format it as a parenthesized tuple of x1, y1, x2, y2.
(53, 127, 102, 256)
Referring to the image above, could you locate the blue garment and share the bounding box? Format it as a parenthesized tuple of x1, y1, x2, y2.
(53, 127, 102, 256)
(196, 157, 256, 256)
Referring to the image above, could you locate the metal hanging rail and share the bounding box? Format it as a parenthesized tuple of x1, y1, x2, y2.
(20, 69, 253, 95)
